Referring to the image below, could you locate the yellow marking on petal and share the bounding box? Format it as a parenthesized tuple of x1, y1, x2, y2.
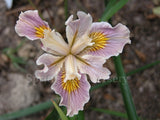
(35, 25, 50, 38)
(61, 71, 80, 94)
(89, 32, 109, 51)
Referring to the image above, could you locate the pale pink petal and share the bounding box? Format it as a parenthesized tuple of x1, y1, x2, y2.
(77, 55, 111, 83)
(86, 22, 131, 59)
(41, 30, 69, 56)
(64, 55, 81, 82)
(51, 71, 90, 117)
(35, 53, 64, 81)
(65, 11, 92, 46)
(15, 10, 50, 40)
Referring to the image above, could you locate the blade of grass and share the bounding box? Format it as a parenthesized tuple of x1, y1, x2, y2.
(101, 0, 128, 21)
(64, 0, 69, 20)
(104, 0, 117, 12)
(68, 111, 84, 120)
(0, 100, 53, 120)
(113, 55, 139, 120)
(90, 60, 160, 91)
(51, 100, 68, 120)
(45, 108, 60, 120)
(126, 60, 160, 76)
(92, 108, 145, 120)
(91, 108, 128, 119)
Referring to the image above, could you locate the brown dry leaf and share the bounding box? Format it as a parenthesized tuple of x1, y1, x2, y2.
(134, 49, 146, 62)
(123, 59, 133, 64)
(104, 93, 115, 101)
(0, 53, 9, 67)
(157, 113, 160, 118)
(146, 14, 157, 20)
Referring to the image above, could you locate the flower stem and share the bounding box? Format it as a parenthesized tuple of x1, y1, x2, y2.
(113, 55, 139, 120)
(64, 0, 69, 20)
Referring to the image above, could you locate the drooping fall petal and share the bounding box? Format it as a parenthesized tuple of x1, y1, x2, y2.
(77, 55, 111, 83)
(84, 22, 131, 59)
(51, 70, 90, 117)
(35, 53, 64, 81)
(15, 10, 50, 40)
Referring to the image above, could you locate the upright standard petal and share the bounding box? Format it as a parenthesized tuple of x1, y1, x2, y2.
(35, 53, 64, 81)
(65, 11, 92, 47)
(15, 10, 50, 40)
(77, 55, 111, 83)
(42, 30, 69, 56)
(51, 71, 90, 117)
(84, 22, 131, 59)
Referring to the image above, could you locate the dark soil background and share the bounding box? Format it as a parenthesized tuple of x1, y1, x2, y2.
(0, 0, 160, 120)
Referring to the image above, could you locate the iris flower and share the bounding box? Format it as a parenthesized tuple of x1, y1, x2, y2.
(15, 10, 130, 116)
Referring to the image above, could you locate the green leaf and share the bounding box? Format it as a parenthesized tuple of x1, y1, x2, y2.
(45, 106, 66, 120)
(0, 100, 53, 120)
(113, 55, 139, 120)
(104, 0, 117, 12)
(68, 111, 84, 120)
(91, 108, 128, 119)
(51, 100, 68, 120)
(90, 60, 160, 91)
(126, 60, 160, 76)
(45, 108, 60, 120)
(101, 0, 128, 21)
(64, 0, 69, 20)
(45, 105, 84, 120)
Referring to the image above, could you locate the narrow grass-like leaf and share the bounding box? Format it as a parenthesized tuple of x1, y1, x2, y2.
(101, 0, 128, 21)
(68, 111, 84, 120)
(0, 100, 53, 120)
(91, 108, 128, 119)
(113, 55, 139, 120)
(126, 60, 160, 76)
(104, 0, 117, 12)
(45, 106, 66, 120)
(45, 109, 60, 120)
(64, 0, 69, 20)
(90, 60, 160, 91)
(51, 100, 68, 120)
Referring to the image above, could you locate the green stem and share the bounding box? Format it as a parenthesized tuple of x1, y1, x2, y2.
(113, 55, 139, 120)
(64, 0, 69, 20)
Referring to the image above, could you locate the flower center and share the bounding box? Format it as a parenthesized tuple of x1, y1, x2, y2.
(35, 25, 50, 38)
(61, 72, 80, 94)
(89, 32, 109, 51)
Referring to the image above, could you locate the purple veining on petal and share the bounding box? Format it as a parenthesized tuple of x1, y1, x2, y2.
(88, 22, 131, 59)
(65, 11, 92, 46)
(35, 53, 63, 81)
(78, 55, 111, 83)
(15, 10, 50, 40)
(51, 71, 90, 116)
